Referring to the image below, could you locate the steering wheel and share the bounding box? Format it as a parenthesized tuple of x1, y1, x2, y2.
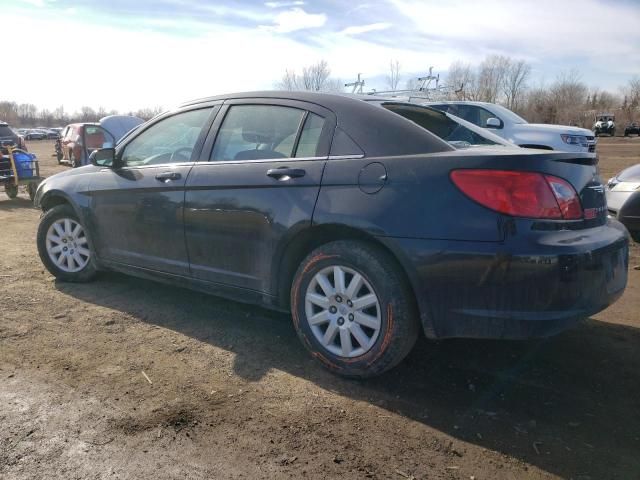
(169, 147, 193, 163)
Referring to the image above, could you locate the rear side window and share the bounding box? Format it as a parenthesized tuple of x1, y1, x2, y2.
(211, 105, 306, 161)
(383, 104, 500, 147)
(295, 113, 325, 158)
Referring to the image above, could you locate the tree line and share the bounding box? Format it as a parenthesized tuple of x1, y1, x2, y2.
(277, 56, 640, 129)
(3, 57, 639, 130)
(0, 102, 164, 128)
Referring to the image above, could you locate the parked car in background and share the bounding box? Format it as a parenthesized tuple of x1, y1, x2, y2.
(425, 101, 597, 153)
(25, 129, 48, 140)
(593, 114, 616, 136)
(363, 97, 516, 149)
(34, 91, 628, 378)
(0, 121, 28, 150)
(56, 116, 144, 167)
(45, 129, 60, 139)
(607, 163, 640, 242)
(624, 122, 640, 136)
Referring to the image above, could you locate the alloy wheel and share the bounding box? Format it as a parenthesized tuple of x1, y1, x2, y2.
(45, 218, 90, 273)
(304, 265, 381, 358)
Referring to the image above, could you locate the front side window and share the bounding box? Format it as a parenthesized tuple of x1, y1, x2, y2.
(121, 108, 211, 167)
(476, 107, 499, 127)
(211, 105, 307, 161)
(446, 105, 480, 125)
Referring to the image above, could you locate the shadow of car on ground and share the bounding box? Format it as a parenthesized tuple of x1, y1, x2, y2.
(56, 271, 640, 479)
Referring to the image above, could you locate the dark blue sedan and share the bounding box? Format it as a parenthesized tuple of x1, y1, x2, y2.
(34, 92, 629, 378)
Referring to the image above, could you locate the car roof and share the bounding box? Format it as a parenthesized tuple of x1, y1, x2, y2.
(181, 91, 455, 157)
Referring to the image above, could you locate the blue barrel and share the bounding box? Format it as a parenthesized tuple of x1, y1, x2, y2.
(13, 152, 36, 179)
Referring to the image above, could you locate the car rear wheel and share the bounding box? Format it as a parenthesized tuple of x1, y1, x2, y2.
(4, 184, 18, 199)
(69, 150, 77, 168)
(291, 240, 419, 378)
(37, 204, 97, 282)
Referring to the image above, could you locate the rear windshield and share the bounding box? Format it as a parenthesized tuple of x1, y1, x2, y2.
(0, 126, 16, 137)
(382, 103, 502, 148)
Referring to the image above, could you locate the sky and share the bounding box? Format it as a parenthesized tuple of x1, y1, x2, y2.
(3, 0, 640, 113)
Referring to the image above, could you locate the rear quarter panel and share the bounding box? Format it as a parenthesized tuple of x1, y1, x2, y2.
(314, 149, 603, 242)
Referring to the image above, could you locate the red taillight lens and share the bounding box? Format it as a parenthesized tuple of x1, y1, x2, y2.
(450, 169, 582, 220)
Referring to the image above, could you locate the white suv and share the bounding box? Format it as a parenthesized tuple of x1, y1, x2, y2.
(425, 101, 597, 153)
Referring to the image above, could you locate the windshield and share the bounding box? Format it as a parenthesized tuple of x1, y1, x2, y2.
(379, 102, 512, 149)
(488, 104, 528, 124)
(0, 126, 16, 137)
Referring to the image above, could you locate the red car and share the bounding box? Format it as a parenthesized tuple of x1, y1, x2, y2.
(56, 124, 108, 168)
(55, 116, 144, 168)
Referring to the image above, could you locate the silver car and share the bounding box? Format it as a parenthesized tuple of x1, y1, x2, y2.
(607, 163, 640, 242)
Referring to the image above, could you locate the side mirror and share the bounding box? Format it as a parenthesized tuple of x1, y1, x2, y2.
(486, 117, 501, 129)
(90, 147, 116, 167)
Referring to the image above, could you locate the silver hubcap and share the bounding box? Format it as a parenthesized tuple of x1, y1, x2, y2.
(46, 218, 90, 273)
(305, 265, 381, 358)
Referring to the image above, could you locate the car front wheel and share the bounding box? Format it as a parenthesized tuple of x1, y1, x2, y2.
(37, 204, 97, 282)
(291, 240, 419, 378)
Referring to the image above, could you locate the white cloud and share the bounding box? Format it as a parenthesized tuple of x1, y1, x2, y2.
(2, 0, 638, 112)
(261, 7, 327, 33)
(390, 0, 640, 74)
(264, 1, 304, 8)
(340, 22, 392, 36)
(19, 0, 54, 6)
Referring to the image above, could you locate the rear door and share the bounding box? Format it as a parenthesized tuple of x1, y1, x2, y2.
(87, 106, 217, 276)
(184, 100, 334, 294)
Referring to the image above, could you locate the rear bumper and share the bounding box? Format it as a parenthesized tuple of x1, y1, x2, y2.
(386, 220, 629, 339)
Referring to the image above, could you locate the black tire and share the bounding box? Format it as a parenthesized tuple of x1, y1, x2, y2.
(27, 182, 37, 201)
(291, 240, 419, 378)
(4, 184, 18, 199)
(630, 231, 640, 243)
(69, 150, 77, 168)
(37, 204, 97, 282)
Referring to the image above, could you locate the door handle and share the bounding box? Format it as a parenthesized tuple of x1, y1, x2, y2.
(155, 171, 182, 182)
(266, 167, 306, 180)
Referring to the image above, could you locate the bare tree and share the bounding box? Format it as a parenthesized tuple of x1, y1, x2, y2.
(386, 60, 401, 91)
(502, 59, 531, 110)
(301, 60, 331, 91)
(277, 60, 343, 92)
(278, 69, 299, 90)
(404, 77, 422, 92)
(476, 55, 510, 103)
(548, 70, 588, 125)
(446, 61, 476, 100)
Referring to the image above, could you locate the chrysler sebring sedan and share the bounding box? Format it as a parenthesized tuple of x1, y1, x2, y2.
(34, 92, 629, 378)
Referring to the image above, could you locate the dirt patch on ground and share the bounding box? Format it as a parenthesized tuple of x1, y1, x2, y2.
(1, 138, 639, 479)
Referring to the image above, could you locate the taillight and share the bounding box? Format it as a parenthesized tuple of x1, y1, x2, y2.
(450, 169, 583, 220)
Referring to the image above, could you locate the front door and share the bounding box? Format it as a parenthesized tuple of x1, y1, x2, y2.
(184, 101, 334, 294)
(88, 107, 216, 276)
